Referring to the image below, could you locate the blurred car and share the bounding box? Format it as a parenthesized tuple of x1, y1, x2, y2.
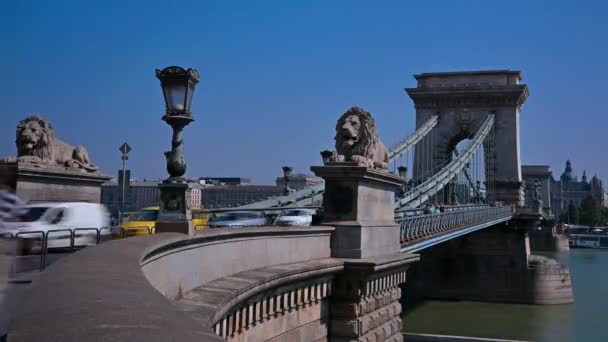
(208, 211, 268, 228)
(274, 209, 315, 227)
(1, 202, 111, 253)
(121, 206, 208, 236)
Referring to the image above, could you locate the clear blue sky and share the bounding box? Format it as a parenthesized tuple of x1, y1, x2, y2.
(2, 0, 607, 184)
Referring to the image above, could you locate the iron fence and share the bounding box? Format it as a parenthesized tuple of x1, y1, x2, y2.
(2, 227, 112, 272)
(400, 205, 513, 244)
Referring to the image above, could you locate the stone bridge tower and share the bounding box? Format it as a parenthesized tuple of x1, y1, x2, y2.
(406, 70, 529, 206)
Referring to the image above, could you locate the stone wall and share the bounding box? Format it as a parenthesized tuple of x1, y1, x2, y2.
(142, 227, 335, 299)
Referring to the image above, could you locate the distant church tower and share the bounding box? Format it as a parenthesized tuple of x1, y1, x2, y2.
(582, 170, 587, 183)
(560, 160, 577, 182)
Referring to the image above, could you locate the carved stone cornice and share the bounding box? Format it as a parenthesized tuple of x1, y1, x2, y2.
(405, 84, 529, 109)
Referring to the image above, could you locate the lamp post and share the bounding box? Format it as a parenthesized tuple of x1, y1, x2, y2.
(397, 166, 407, 197)
(155, 66, 199, 235)
(282, 166, 293, 195)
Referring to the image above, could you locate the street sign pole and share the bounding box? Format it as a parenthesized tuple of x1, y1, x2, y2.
(118, 143, 132, 225)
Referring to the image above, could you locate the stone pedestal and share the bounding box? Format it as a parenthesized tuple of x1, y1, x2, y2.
(311, 164, 419, 341)
(156, 182, 194, 235)
(330, 255, 418, 342)
(0, 162, 111, 203)
(311, 165, 403, 259)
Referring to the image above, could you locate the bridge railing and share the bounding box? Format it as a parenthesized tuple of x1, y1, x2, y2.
(399, 205, 513, 243)
(1, 227, 112, 272)
(394, 204, 492, 220)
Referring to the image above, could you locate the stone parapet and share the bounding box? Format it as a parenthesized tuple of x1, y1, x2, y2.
(185, 260, 342, 341)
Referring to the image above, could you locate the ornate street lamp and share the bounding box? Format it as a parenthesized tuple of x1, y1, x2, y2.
(282, 166, 293, 195)
(155, 66, 199, 235)
(156, 66, 200, 183)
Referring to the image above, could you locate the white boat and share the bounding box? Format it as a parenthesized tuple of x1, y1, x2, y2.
(569, 234, 608, 249)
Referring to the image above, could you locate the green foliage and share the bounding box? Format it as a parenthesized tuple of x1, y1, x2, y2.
(600, 207, 608, 225)
(567, 200, 579, 225)
(579, 195, 601, 227)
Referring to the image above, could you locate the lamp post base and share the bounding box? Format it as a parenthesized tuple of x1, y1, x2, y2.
(156, 182, 195, 236)
(155, 220, 193, 235)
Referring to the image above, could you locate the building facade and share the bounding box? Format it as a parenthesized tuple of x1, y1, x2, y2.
(101, 171, 293, 213)
(101, 180, 162, 217)
(198, 177, 251, 186)
(275, 173, 324, 191)
(199, 185, 283, 208)
(550, 160, 605, 216)
(101, 179, 204, 218)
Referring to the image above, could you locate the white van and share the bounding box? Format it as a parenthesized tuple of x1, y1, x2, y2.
(1, 202, 111, 252)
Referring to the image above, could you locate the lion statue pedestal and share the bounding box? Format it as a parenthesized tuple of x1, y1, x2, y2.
(1, 116, 111, 203)
(313, 107, 418, 342)
(313, 106, 405, 258)
(311, 164, 403, 258)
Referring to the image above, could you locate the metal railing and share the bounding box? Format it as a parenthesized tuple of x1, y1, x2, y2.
(2, 227, 111, 272)
(193, 205, 320, 217)
(394, 204, 493, 220)
(399, 205, 513, 244)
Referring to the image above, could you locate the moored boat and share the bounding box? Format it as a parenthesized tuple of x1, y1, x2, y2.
(569, 234, 608, 249)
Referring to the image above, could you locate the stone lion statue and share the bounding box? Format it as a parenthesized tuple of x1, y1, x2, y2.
(325, 106, 389, 170)
(9, 115, 98, 172)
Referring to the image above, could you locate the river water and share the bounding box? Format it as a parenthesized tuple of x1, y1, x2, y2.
(403, 249, 608, 342)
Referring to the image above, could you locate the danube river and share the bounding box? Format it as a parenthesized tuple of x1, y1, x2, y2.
(403, 248, 608, 342)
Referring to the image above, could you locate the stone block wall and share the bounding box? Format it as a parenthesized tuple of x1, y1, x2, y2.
(330, 266, 409, 342)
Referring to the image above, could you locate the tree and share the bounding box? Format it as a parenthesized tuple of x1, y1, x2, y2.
(579, 195, 601, 227)
(566, 200, 579, 225)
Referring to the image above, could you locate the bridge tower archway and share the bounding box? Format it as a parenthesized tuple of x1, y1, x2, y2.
(406, 70, 529, 206)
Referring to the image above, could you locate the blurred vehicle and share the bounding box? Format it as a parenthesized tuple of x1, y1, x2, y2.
(120, 206, 159, 236)
(274, 209, 314, 227)
(1, 202, 111, 253)
(121, 206, 208, 236)
(208, 211, 268, 228)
